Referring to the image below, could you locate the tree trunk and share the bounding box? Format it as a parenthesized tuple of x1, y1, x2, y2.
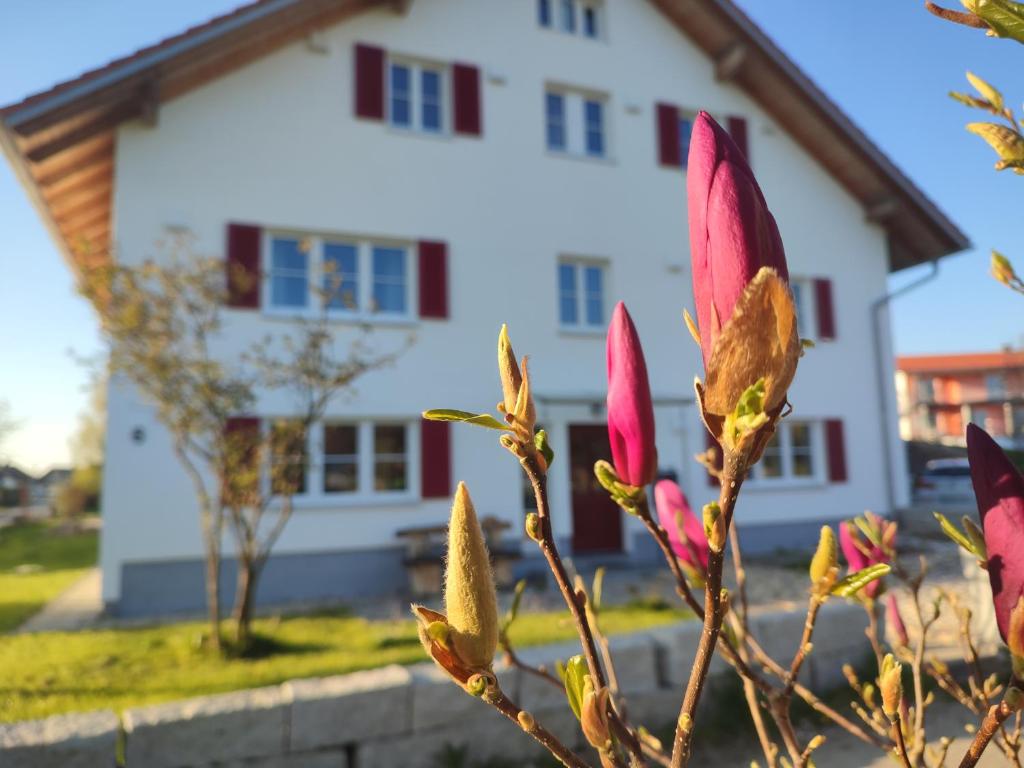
(231, 555, 261, 652)
(204, 540, 222, 653)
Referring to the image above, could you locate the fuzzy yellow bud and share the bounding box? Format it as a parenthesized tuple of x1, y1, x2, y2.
(497, 325, 522, 415)
(518, 710, 536, 732)
(525, 512, 542, 542)
(992, 251, 1016, 286)
(879, 653, 903, 718)
(580, 677, 612, 750)
(809, 525, 838, 588)
(444, 483, 499, 669)
(703, 502, 726, 553)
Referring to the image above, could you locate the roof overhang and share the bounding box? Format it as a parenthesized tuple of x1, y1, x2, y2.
(652, 0, 969, 270)
(1, 0, 968, 279)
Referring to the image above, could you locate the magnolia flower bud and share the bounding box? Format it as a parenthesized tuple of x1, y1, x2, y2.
(497, 324, 522, 415)
(887, 594, 910, 648)
(606, 302, 657, 487)
(879, 653, 903, 718)
(992, 251, 1017, 286)
(967, 423, 1024, 648)
(444, 483, 499, 669)
(654, 479, 709, 574)
(687, 112, 789, 367)
(809, 525, 838, 588)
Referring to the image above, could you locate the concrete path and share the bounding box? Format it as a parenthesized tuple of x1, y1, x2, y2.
(17, 567, 103, 633)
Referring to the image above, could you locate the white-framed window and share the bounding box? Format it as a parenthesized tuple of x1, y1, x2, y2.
(789, 278, 818, 340)
(388, 57, 447, 134)
(558, 258, 607, 330)
(987, 373, 1006, 398)
(917, 377, 935, 402)
(264, 232, 414, 321)
(747, 421, 824, 485)
(264, 419, 415, 503)
(538, 0, 604, 39)
(545, 87, 610, 158)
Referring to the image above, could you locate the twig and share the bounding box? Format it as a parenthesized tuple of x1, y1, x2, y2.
(486, 687, 590, 768)
(670, 454, 744, 767)
(924, 1, 989, 28)
(958, 701, 1016, 768)
(892, 714, 913, 768)
(522, 455, 642, 767)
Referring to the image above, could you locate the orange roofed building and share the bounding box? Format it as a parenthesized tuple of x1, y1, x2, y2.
(895, 350, 1024, 447)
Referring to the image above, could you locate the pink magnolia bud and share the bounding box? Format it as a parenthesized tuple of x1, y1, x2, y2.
(687, 111, 789, 366)
(654, 479, 709, 572)
(606, 302, 657, 487)
(886, 594, 909, 647)
(966, 423, 1024, 646)
(839, 516, 890, 599)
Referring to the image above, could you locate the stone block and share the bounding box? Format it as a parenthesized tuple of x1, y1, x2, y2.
(408, 661, 516, 732)
(0, 710, 120, 768)
(285, 665, 412, 751)
(605, 633, 660, 695)
(124, 685, 287, 768)
(222, 752, 346, 768)
(647, 620, 708, 688)
(358, 705, 543, 768)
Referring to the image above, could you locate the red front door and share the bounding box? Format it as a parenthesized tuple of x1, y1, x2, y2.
(569, 424, 622, 553)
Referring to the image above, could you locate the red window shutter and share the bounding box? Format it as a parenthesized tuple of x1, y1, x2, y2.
(814, 278, 836, 340)
(452, 63, 482, 136)
(656, 103, 681, 167)
(418, 240, 449, 319)
(705, 430, 723, 487)
(825, 419, 848, 483)
(727, 116, 749, 159)
(421, 419, 451, 499)
(354, 43, 386, 120)
(226, 223, 261, 309)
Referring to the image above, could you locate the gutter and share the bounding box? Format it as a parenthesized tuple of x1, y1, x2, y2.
(871, 259, 940, 515)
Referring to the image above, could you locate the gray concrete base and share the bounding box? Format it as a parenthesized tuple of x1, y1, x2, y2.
(116, 545, 407, 618)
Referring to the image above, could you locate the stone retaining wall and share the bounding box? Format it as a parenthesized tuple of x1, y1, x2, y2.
(0, 602, 870, 767)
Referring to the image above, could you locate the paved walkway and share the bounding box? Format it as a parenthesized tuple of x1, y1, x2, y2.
(16, 567, 103, 633)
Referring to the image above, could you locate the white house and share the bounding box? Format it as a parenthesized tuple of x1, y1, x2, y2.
(1, 0, 967, 617)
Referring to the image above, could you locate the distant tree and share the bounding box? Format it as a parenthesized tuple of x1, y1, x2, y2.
(82, 236, 405, 653)
(0, 400, 15, 459)
(69, 367, 107, 470)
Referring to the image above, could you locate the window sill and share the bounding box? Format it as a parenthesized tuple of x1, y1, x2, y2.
(286, 493, 421, 511)
(742, 479, 828, 493)
(558, 325, 605, 338)
(545, 149, 616, 167)
(259, 309, 419, 328)
(385, 124, 454, 142)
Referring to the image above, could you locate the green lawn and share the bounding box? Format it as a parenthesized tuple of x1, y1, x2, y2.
(0, 601, 688, 723)
(0, 521, 98, 633)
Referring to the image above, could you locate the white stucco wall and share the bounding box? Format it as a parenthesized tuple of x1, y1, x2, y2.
(101, 0, 905, 603)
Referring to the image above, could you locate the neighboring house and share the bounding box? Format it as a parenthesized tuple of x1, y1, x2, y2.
(896, 350, 1024, 448)
(0, 465, 33, 508)
(1, 0, 966, 617)
(32, 468, 73, 507)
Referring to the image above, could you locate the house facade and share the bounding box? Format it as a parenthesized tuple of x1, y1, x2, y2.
(896, 350, 1024, 448)
(1, 0, 966, 617)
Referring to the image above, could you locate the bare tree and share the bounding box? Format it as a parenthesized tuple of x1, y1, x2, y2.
(83, 237, 403, 653)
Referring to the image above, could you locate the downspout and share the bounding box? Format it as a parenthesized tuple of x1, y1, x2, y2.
(872, 258, 940, 514)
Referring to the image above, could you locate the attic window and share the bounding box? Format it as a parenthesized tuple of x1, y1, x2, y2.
(538, 0, 603, 40)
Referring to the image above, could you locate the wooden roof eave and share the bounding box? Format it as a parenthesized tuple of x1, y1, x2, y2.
(0, 121, 84, 280)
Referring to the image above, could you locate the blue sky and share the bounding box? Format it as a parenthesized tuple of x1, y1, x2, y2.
(0, 0, 1020, 471)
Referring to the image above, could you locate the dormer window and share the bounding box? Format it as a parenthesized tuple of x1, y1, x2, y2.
(538, 0, 603, 40)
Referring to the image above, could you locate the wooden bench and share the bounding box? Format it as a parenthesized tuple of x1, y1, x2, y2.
(396, 517, 522, 597)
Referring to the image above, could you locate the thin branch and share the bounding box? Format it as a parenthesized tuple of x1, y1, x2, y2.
(486, 688, 590, 768)
(958, 701, 1016, 768)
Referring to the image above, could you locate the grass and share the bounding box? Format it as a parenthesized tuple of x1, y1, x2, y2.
(0, 599, 688, 723)
(0, 521, 98, 633)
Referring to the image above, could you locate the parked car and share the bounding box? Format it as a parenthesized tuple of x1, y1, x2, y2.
(913, 458, 975, 507)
